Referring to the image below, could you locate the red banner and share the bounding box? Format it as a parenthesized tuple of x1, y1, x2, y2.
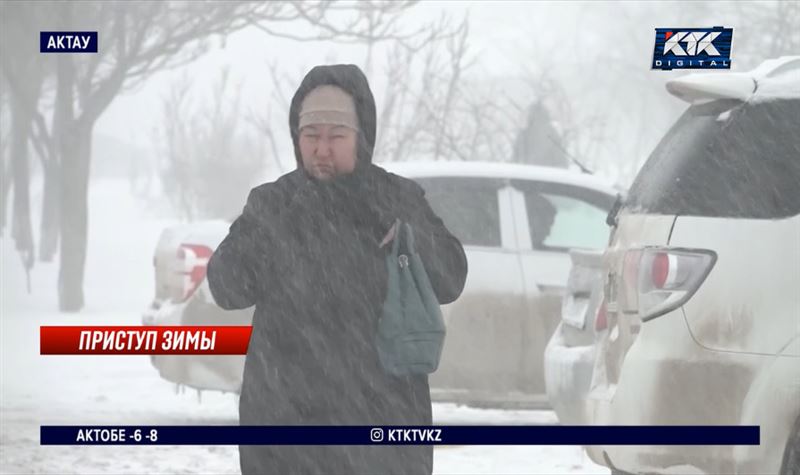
(40, 326, 252, 355)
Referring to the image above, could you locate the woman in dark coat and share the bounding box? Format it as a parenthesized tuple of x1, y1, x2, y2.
(206, 64, 468, 475)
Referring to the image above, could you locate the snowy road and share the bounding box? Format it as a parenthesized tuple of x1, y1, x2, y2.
(1, 179, 607, 474)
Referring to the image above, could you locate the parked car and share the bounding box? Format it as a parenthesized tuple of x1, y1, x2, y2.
(142, 220, 249, 393)
(585, 56, 800, 475)
(143, 161, 618, 406)
(543, 248, 607, 424)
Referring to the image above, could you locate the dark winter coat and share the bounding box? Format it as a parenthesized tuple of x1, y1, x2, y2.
(206, 64, 468, 475)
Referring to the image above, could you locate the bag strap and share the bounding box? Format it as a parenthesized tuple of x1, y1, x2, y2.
(389, 218, 402, 257)
(401, 222, 416, 255)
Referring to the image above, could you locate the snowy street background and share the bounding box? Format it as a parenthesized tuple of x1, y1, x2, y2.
(4, 2, 795, 473)
(0, 178, 606, 474)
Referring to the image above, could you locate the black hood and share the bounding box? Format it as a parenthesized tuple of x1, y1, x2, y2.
(289, 64, 377, 170)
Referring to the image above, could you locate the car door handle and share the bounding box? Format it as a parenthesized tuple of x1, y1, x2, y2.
(536, 284, 565, 296)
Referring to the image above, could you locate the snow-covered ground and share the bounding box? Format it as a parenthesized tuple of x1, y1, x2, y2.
(0, 178, 607, 474)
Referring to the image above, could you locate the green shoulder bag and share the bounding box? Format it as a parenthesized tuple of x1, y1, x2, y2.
(376, 221, 446, 376)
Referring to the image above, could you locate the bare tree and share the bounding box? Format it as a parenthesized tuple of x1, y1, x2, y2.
(0, 75, 11, 239)
(730, 0, 800, 68)
(373, 41, 412, 156)
(156, 68, 268, 221)
(246, 100, 288, 176)
(156, 73, 194, 220)
(371, 13, 520, 165)
(29, 105, 59, 262)
(385, 45, 439, 162)
(246, 1, 451, 53)
(432, 16, 471, 161)
(46, 2, 266, 311)
(256, 5, 465, 165)
(4, 0, 436, 311)
(0, 1, 262, 309)
(0, 2, 48, 282)
(371, 0, 799, 178)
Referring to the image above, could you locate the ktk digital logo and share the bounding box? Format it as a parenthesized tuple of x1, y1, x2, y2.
(652, 27, 732, 70)
(40, 32, 98, 53)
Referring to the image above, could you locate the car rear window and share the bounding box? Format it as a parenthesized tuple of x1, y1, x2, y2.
(625, 98, 800, 218)
(415, 177, 504, 247)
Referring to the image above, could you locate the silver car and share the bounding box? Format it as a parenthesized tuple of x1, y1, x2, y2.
(543, 248, 607, 424)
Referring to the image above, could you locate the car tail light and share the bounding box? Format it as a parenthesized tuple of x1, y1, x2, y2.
(177, 244, 213, 302)
(620, 247, 717, 322)
(595, 298, 608, 331)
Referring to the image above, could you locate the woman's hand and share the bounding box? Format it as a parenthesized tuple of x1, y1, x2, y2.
(379, 220, 399, 248)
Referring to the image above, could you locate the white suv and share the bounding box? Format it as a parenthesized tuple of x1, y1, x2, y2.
(586, 57, 800, 474)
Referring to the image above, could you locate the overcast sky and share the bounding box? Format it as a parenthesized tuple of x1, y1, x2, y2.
(95, 2, 657, 142)
(92, 1, 777, 181)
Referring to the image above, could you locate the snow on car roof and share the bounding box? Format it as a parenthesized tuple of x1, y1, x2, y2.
(751, 71, 800, 102)
(666, 56, 800, 104)
(378, 160, 618, 195)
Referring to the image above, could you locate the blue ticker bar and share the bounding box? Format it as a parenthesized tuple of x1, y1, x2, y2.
(40, 425, 760, 446)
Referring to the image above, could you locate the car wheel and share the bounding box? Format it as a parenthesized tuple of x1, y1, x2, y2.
(781, 416, 800, 475)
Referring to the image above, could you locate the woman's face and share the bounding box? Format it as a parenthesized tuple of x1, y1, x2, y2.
(299, 124, 358, 181)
